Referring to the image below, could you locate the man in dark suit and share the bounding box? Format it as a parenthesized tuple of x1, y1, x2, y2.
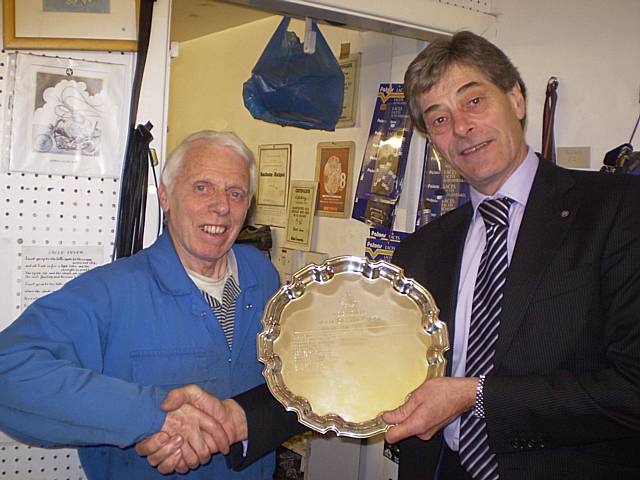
(136, 31, 640, 479)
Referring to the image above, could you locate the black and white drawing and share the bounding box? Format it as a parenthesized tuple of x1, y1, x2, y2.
(33, 74, 103, 157)
(9, 53, 131, 178)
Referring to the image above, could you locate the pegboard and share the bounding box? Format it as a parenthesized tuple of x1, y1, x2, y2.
(435, 0, 493, 13)
(0, 46, 138, 480)
(0, 440, 84, 480)
(0, 46, 135, 326)
(0, 170, 120, 318)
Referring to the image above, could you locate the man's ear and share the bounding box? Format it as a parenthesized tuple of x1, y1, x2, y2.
(508, 82, 526, 121)
(158, 184, 170, 213)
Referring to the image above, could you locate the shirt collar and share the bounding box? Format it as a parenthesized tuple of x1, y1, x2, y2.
(469, 147, 539, 215)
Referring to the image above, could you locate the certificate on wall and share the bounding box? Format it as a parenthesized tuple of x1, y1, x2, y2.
(254, 143, 291, 228)
(336, 53, 360, 129)
(284, 181, 318, 251)
(315, 141, 354, 218)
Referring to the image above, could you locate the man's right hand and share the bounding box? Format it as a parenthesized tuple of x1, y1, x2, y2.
(383, 377, 477, 444)
(158, 400, 227, 472)
(135, 385, 248, 474)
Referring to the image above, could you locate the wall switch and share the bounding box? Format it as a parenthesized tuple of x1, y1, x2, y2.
(557, 146, 591, 169)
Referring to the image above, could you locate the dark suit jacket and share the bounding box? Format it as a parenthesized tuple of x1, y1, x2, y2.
(230, 159, 640, 479)
(393, 158, 640, 479)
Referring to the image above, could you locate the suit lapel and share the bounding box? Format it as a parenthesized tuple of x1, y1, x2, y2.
(494, 159, 580, 368)
(428, 204, 472, 371)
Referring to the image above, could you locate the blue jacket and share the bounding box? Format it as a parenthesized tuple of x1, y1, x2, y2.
(0, 231, 279, 479)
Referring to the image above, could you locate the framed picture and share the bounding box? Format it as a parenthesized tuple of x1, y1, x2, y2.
(284, 181, 318, 252)
(8, 53, 131, 178)
(3, 0, 139, 52)
(315, 141, 354, 218)
(336, 53, 360, 128)
(254, 143, 291, 228)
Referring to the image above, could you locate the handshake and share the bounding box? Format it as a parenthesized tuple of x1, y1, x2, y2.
(135, 385, 247, 474)
(134, 376, 477, 474)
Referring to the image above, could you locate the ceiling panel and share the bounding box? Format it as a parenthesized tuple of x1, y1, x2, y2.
(171, 0, 272, 42)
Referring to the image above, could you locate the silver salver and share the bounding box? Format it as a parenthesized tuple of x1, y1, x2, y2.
(258, 256, 449, 438)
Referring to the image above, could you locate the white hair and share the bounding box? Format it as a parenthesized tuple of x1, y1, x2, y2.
(161, 130, 257, 198)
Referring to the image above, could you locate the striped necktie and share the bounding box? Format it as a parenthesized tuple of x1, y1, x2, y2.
(459, 197, 513, 480)
(201, 275, 241, 349)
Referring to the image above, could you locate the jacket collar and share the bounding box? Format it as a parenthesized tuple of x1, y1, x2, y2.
(147, 230, 258, 295)
(147, 231, 193, 295)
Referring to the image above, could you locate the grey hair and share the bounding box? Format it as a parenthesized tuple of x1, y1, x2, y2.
(161, 130, 257, 199)
(404, 30, 527, 134)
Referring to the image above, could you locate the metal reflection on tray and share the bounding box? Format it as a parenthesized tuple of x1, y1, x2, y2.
(258, 256, 449, 438)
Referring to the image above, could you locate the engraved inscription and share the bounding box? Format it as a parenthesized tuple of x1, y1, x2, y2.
(290, 288, 411, 373)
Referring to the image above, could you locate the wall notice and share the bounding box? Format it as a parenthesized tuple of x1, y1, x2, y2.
(254, 143, 291, 228)
(21, 245, 104, 309)
(284, 181, 318, 251)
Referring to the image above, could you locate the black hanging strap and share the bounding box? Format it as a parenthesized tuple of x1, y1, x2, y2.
(127, 0, 155, 131)
(542, 76, 559, 164)
(113, 0, 158, 260)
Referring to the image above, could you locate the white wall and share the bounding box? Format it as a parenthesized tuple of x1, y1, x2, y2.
(493, 0, 640, 168)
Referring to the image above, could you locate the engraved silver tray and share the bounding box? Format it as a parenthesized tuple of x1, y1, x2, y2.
(258, 256, 449, 438)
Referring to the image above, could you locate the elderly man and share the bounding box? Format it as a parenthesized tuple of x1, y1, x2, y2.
(139, 32, 640, 480)
(0, 130, 279, 479)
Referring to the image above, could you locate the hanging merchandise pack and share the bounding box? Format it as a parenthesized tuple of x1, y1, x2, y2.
(243, 17, 344, 131)
(351, 84, 413, 230)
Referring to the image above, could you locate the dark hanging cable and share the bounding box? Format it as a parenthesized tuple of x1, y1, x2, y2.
(114, 123, 155, 258)
(542, 76, 559, 164)
(628, 110, 640, 145)
(113, 0, 158, 260)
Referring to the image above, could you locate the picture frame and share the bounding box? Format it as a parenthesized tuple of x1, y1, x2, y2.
(3, 0, 139, 52)
(254, 143, 291, 228)
(315, 141, 354, 218)
(9, 52, 131, 178)
(336, 53, 360, 128)
(284, 180, 318, 252)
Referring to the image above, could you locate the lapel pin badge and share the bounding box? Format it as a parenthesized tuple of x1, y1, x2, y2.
(560, 210, 570, 218)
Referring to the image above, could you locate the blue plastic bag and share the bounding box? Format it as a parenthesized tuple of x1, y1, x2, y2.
(243, 17, 344, 131)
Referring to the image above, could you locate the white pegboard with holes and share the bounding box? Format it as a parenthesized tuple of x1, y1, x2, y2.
(0, 46, 137, 480)
(435, 0, 493, 14)
(0, 43, 135, 324)
(0, 440, 84, 480)
(0, 0, 171, 477)
(0, 169, 120, 329)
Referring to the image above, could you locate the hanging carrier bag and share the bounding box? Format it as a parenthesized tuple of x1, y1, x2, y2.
(242, 17, 344, 131)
